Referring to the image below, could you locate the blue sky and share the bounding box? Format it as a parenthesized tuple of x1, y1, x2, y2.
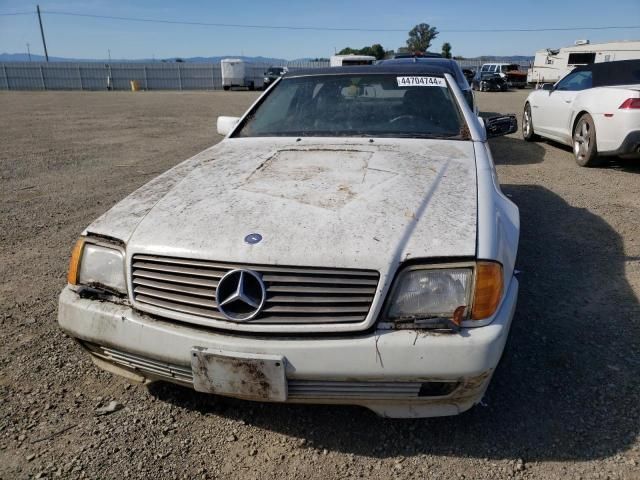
(1, 0, 639, 59)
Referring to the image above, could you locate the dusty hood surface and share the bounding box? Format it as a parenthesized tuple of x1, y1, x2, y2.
(88, 137, 478, 274)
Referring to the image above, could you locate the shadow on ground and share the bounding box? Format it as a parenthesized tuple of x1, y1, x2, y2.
(480, 111, 546, 165)
(489, 135, 546, 166)
(488, 119, 640, 172)
(150, 183, 639, 462)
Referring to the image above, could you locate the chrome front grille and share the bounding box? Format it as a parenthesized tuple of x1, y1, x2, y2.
(287, 381, 423, 399)
(84, 342, 193, 385)
(130, 254, 379, 325)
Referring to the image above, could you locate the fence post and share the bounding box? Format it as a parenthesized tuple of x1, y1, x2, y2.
(177, 64, 182, 91)
(143, 65, 148, 90)
(39, 65, 46, 90)
(2, 65, 8, 90)
(211, 63, 215, 89)
(77, 65, 83, 90)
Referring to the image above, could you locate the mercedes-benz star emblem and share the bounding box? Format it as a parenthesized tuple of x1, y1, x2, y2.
(216, 269, 266, 321)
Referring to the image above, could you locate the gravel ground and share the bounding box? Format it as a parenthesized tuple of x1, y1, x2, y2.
(1, 89, 639, 480)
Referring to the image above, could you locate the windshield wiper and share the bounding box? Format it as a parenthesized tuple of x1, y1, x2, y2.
(390, 133, 458, 139)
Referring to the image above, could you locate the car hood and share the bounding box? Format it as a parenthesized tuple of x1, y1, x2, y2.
(87, 137, 478, 274)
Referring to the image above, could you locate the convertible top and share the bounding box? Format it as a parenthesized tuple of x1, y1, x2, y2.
(573, 59, 640, 87)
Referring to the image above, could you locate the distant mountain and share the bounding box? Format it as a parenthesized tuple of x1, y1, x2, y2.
(0, 52, 534, 63)
(0, 53, 73, 62)
(0, 52, 289, 63)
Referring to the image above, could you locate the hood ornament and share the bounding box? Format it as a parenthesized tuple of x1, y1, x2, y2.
(244, 233, 262, 245)
(216, 269, 266, 321)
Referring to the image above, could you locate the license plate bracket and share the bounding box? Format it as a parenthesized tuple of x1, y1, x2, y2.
(191, 348, 287, 401)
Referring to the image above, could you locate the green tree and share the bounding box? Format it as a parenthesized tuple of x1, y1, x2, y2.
(338, 44, 386, 60)
(441, 42, 452, 59)
(338, 47, 358, 55)
(406, 23, 439, 53)
(359, 46, 375, 57)
(370, 44, 385, 60)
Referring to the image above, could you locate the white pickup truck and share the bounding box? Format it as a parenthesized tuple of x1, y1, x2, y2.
(479, 63, 528, 89)
(523, 59, 640, 166)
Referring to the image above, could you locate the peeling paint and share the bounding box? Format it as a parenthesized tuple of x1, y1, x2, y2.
(114, 137, 477, 272)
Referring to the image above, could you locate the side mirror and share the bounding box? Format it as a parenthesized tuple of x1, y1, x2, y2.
(217, 116, 240, 136)
(541, 83, 554, 91)
(485, 114, 518, 138)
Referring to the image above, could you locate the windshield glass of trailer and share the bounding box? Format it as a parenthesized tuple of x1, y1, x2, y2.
(234, 74, 465, 139)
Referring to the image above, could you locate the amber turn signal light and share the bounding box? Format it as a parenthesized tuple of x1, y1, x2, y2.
(67, 238, 85, 285)
(471, 261, 503, 320)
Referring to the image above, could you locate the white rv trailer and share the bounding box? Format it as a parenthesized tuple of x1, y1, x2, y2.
(221, 58, 256, 90)
(330, 54, 376, 67)
(527, 40, 640, 85)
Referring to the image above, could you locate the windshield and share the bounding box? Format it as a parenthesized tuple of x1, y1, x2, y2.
(234, 74, 465, 139)
(267, 67, 284, 75)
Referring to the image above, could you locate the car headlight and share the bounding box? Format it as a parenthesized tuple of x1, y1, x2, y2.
(67, 238, 127, 294)
(385, 261, 503, 328)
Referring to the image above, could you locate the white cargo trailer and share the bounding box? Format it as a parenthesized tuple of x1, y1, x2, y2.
(221, 59, 255, 90)
(330, 54, 376, 67)
(527, 40, 640, 85)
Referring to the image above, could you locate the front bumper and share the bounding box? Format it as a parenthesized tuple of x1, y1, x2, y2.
(58, 277, 518, 418)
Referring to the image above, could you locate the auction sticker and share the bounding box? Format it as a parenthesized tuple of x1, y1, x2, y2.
(397, 76, 446, 87)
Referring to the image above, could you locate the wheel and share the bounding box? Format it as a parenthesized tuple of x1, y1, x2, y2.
(573, 114, 603, 167)
(248, 82, 255, 91)
(223, 86, 230, 91)
(522, 103, 539, 141)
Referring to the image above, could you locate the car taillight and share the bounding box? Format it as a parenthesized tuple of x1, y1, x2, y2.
(619, 98, 640, 109)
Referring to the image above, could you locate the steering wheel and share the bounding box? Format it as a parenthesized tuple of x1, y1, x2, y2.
(389, 114, 419, 124)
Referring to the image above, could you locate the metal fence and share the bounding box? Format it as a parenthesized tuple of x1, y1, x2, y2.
(0, 59, 529, 91)
(0, 61, 330, 91)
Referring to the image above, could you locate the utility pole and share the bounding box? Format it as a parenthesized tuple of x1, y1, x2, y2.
(26, 43, 32, 62)
(36, 5, 49, 62)
(108, 49, 111, 62)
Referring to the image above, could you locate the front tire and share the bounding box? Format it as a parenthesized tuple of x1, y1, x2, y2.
(573, 114, 603, 167)
(522, 103, 538, 141)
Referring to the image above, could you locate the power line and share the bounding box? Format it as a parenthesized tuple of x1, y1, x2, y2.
(39, 11, 407, 31)
(0, 12, 33, 16)
(444, 25, 640, 32)
(35, 10, 640, 33)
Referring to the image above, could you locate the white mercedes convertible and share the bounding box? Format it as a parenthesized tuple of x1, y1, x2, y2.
(523, 59, 640, 166)
(59, 64, 520, 418)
